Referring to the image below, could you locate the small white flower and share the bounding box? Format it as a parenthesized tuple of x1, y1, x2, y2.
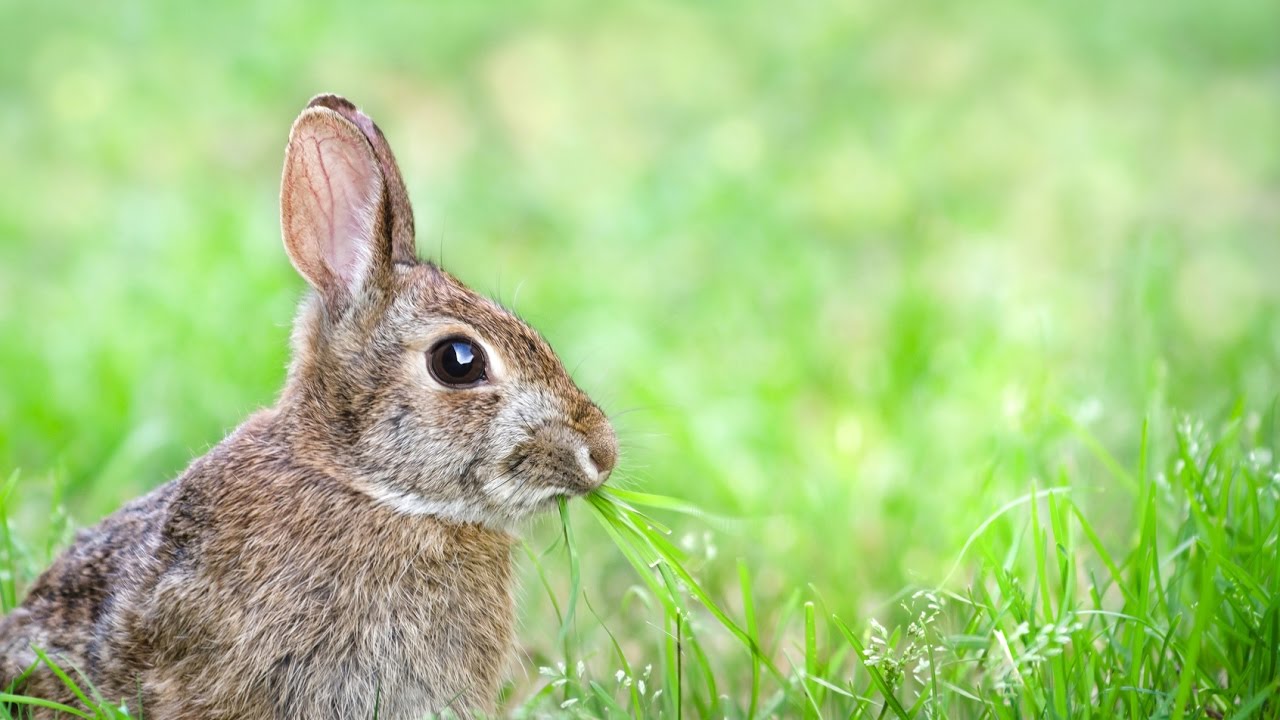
(615, 670, 626, 683)
(639, 680, 647, 695)
(560, 698, 579, 708)
(576, 660, 585, 678)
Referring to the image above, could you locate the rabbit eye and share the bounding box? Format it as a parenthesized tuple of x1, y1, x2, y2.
(428, 337, 488, 388)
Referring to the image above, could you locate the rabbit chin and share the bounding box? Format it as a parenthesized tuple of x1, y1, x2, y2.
(357, 479, 575, 533)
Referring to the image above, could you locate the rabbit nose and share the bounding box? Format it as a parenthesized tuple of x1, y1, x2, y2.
(587, 430, 618, 481)
(576, 420, 617, 486)
(574, 402, 618, 485)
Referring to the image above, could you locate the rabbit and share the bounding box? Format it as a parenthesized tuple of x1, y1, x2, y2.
(0, 93, 618, 719)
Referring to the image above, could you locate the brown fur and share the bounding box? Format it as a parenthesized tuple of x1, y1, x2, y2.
(0, 94, 617, 718)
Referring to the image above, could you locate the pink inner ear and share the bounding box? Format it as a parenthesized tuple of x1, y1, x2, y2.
(282, 111, 384, 295)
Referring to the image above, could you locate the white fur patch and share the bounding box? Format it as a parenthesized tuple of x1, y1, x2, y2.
(360, 483, 493, 526)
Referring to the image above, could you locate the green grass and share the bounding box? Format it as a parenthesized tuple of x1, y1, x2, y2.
(520, 418, 1280, 717)
(2, 0, 1279, 716)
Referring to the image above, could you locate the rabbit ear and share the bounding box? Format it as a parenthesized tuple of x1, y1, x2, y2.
(306, 94, 417, 265)
(280, 105, 387, 311)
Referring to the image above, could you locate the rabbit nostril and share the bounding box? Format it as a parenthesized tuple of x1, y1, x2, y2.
(574, 402, 618, 484)
(587, 434, 618, 479)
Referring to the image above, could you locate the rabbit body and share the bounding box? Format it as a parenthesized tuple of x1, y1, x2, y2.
(1, 94, 617, 718)
(2, 410, 514, 718)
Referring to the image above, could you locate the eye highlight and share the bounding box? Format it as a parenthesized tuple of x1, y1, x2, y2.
(427, 336, 488, 388)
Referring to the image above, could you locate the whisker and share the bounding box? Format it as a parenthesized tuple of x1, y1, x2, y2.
(608, 405, 671, 420)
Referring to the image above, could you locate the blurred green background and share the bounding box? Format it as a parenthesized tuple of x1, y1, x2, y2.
(1, 0, 1278, 687)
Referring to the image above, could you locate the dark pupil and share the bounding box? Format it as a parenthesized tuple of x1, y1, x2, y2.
(442, 342, 474, 378)
(431, 338, 485, 387)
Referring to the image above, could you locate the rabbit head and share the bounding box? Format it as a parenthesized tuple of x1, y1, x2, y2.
(276, 94, 616, 530)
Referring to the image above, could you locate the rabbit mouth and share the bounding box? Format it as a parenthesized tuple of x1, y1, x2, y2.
(533, 483, 591, 506)
(531, 488, 592, 515)
(541, 492, 572, 509)
(480, 470, 591, 517)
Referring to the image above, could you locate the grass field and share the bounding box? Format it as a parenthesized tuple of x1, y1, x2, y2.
(2, 0, 1279, 717)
